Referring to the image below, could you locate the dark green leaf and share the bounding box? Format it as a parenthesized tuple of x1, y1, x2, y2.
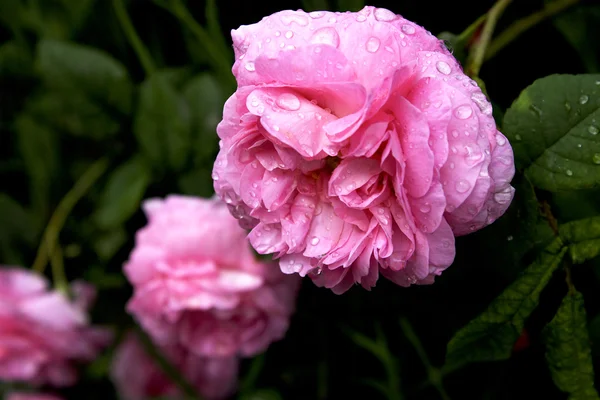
(239, 389, 283, 400)
(503, 74, 600, 191)
(559, 217, 600, 264)
(37, 39, 133, 114)
(93, 227, 128, 261)
(182, 73, 223, 163)
(0, 41, 33, 78)
(0, 193, 38, 265)
(158, 66, 194, 91)
(0, 0, 23, 31)
(83, 265, 127, 289)
(133, 75, 192, 171)
(94, 156, 151, 229)
(445, 238, 568, 369)
(58, 0, 96, 34)
(177, 167, 214, 197)
(336, 0, 364, 12)
(27, 91, 119, 139)
(544, 290, 600, 400)
(14, 114, 59, 219)
(551, 5, 600, 73)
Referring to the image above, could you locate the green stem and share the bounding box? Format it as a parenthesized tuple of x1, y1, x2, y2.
(49, 243, 68, 293)
(456, 14, 487, 45)
(466, 0, 513, 78)
(239, 353, 265, 393)
(32, 158, 109, 275)
(134, 325, 201, 400)
(374, 325, 402, 400)
(112, 0, 156, 76)
(400, 318, 451, 400)
(156, 0, 236, 91)
(485, 0, 580, 61)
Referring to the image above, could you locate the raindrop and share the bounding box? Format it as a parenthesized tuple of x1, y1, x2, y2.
(346, 183, 356, 191)
(507, 235, 513, 241)
(451, 130, 459, 138)
(212, 171, 219, 181)
(310, 27, 340, 48)
(366, 37, 381, 53)
(273, 125, 280, 132)
(309, 11, 325, 19)
(471, 92, 492, 115)
(356, 14, 367, 22)
(276, 93, 301, 111)
(449, 162, 455, 169)
(455, 180, 470, 193)
(589, 125, 599, 135)
(374, 8, 397, 21)
(564, 101, 572, 112)
(285, 30, 293, 39)
(420, 204, 431, 213)
(529, 104, 542, 117)
(566, 169, 573, 176)
(494, 189, 512, 205)
(593, 154, 600, 165)
(401, 24, 415, 35)
(436, 61, 451, 75)
(515, 134, 522, 141)
(496, 135, 506, 146)
(275, 31, 281, 37)
(310, 237, 320, 245)
(281, 14, 309, 26)
(244, 62, 256, 72)
(454, 105, 473, 119)
(579, 94, 589, 105)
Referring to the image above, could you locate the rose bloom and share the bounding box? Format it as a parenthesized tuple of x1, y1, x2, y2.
(0, 268, 112, 387)
(212, 6, 515, 293)
(124, 196, 299, 358)
(111, 332, 238, 400)
(5, 394, 63, 400)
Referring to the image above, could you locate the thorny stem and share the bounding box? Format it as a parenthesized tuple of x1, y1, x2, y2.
(134, 325, 201, 400)
(466, 0, 513, 79)
(485, 0, 580, 61)
(112, 0, 156, 76)
(400, 318, 451, 400)
(32, 158, 109, 276)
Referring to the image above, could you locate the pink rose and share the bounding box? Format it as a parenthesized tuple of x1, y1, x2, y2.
(124, 196, 299, 357)
(213, 6, 515, 293)
(111, 332, 238, 400)
(0, 268, 112, 387)
(6, 394, 63, 400)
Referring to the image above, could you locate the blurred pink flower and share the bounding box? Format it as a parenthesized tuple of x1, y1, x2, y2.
(213, 6, 515, 293)
(111, 332, 238, 400)
(0, 268, 112, 387)
(6, 393, 63, 400)
(124, 195, 299, 357)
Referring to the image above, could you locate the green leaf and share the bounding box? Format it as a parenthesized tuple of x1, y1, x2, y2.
(559, 217, 600, 264)
(27, 91, 120, 139)
(94, 156, 151, 229)
(37, 39, 133, 114)
(551, 4, 600, 74)
(239, 389, 283, 400)
(182, 73, 223, 163)
(445, 238, 568, 369)
(133, 75, 192, 171)
(503, 74, 600, 192)
(0, 193, 38, 265)
(177, 167, 214, 197)
(544, 290, 600, 400)
(93, 227, 128, 261)
(14, 114, 59, 220)
(0, 41, 33, 78)
(83, 265, 127, 289)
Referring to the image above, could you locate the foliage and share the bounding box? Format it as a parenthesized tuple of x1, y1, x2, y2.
(1, 0, 600, 399)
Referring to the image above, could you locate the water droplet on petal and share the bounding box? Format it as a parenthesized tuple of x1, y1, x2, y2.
(451, 130, 459, 138)
(366, 37, 381, 53)
(310, 237, 320, 245)
(579, 95, 589, 105)
(494, 189, 512, 205)
(471, 92, 493, 115)
(276, 93, 301, 111)
(273, 125, 280, 132)
(455, 180, 471, 193)
(419, 204, 431, 213)
(401, 24, 415, 34)
(436, 61, 451, 75)
(356, 14, 367, 22)
(285, 30, 293, 39)
(454, 105, 473, 119)
(244, 62, 256, 72)
(281, 14, 309, 26)
(309, 11, 325, 18)
(212, 171, 219, 181)
(496, 135, 506, 146)
(374, 8, 397, 21)
(310, 27, 340, 48)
